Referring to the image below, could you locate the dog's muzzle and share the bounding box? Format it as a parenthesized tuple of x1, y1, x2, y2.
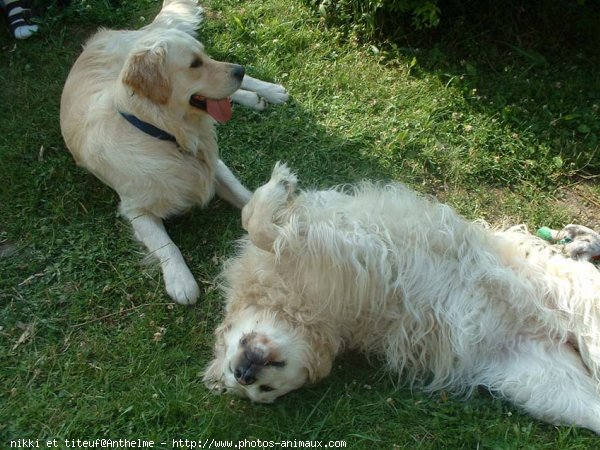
(233, 349, 266, 385)
(234, 364, 257, 385)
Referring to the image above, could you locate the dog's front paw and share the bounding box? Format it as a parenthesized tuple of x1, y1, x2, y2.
(163, 264, 199, 305)
(231, 90, 268, 111)
(241, 163, 298, 252)
(257, 84, 289, 105)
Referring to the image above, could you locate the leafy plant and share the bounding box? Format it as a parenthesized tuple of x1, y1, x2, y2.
(312, 0, 441, 37)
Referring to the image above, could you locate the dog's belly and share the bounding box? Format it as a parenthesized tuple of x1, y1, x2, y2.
(288, 187, 549, 363)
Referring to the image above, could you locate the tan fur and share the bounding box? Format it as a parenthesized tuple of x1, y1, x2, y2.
(60, 1, 257, 304)
(122, 45, 172, 104)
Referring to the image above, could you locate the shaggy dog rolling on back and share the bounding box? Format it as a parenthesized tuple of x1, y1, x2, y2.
(204, 163, 600, 434)
(60, 0, 287, 304)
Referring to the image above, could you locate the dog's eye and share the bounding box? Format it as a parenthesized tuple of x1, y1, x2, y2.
(259, 385, 274, 392)
(265, 360, 286, 368)
(190, 57, 203, 68)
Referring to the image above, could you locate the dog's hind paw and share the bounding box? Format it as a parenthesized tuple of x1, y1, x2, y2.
(547, 224, 600, 262)
(565, 239, 600, 262)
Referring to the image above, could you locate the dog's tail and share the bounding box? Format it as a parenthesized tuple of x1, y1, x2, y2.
(145, 0, 203, 37)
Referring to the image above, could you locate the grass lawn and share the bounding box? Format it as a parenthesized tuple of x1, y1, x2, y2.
(1, 0, 599, 448)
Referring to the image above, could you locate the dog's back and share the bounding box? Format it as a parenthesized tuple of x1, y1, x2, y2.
(60, 29, 134, 161)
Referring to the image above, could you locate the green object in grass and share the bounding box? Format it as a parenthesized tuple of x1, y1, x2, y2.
(537, 227, 573, 244)
(537, 227, 554, 242)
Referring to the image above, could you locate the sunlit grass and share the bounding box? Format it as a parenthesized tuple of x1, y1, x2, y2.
(1, 0, 598, 447)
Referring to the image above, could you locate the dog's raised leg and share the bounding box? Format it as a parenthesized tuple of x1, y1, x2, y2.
(241, 162, 297, 251)
(121, 208, 199, 305)
(480, 339, 600, 434)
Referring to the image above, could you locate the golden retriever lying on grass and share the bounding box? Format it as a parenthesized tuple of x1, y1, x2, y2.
(204, 163, 600, 434)
(60, 0, 287, 305)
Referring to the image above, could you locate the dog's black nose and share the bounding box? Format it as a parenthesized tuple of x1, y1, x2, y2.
(232, 64, 245, 81)
(234, 364, 256, 385)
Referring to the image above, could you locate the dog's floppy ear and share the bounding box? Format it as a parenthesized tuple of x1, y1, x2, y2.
(202, 355, 226, 393)
(122, 43, 171, 105)
(305, 336, 335, 383)
(202, 347, 227, 393)
(306, 348, 333, 383)
(202, 324, 229, 392)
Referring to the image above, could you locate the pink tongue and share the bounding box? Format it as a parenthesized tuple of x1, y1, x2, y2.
(206, 98, 232, 124)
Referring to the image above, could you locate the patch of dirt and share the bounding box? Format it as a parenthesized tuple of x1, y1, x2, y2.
(555, 181, 600, 232)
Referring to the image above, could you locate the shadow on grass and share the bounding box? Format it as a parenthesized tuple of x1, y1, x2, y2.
(372, 0, 600, 177)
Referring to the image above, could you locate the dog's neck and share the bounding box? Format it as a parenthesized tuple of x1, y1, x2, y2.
(118, 111, 177, 143)
(115, 85, 218, 159)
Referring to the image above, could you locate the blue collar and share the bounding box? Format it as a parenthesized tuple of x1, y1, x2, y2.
(119, 111, 177, 143)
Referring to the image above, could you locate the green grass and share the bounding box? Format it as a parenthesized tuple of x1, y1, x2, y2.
(1, 0, 599, 448)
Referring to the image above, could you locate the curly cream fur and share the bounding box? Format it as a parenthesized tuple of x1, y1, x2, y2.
(205, 163, 600, 433)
